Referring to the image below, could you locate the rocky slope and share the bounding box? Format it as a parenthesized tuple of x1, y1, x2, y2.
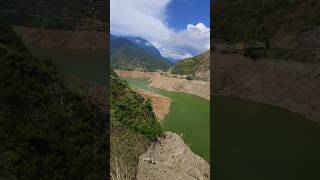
(136, 132, 210, 180)
(172, 50, 210, 81)
(212, 53, 320, 122)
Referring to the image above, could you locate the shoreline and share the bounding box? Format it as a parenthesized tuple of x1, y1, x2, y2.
(116, 70, 210, 100)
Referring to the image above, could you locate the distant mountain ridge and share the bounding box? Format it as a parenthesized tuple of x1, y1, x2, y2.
(110, 34, 172, 71)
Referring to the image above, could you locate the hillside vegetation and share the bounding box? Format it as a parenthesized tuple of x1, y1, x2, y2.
(110, 71, 163, 178)
(0, 25, 108, 179)
(172, 50, 210, 81)
(110, 35, 171, 72)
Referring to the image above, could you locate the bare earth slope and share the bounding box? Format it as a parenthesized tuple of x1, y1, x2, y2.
(136, 132, 210, 180)
(213, 53, 320, 122)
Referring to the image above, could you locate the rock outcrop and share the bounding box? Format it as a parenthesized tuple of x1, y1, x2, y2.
(136, 132, 210, 180)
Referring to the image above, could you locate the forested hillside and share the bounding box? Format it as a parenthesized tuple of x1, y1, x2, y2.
(110, 35, 171, 71)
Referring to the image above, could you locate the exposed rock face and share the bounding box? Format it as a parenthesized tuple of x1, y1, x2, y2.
(134, 88, 172, 121)
(136, 132, 210, 180)
(13, 26, 107, 50)
(150, 76, 210, 100)
(212, 53, 320, 122)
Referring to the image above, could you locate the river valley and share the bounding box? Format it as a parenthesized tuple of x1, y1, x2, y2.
(122, 77, 211, 162)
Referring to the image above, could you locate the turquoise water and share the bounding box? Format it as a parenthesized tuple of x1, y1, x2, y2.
(122, 77, 210, 162)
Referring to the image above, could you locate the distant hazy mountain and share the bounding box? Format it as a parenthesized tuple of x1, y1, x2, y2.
(110, 34, 172, 71)
(172, 50, 210, 81)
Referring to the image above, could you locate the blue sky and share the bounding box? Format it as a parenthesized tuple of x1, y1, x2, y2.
(167, 0, 210, 31)
(111, 0, 210, 59)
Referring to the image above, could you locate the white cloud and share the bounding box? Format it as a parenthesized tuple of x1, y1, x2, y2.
(110, 0, 210, 60)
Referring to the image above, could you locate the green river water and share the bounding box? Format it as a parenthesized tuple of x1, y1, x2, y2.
(213, 96, 320, 180)
(122, 78, 211, 162)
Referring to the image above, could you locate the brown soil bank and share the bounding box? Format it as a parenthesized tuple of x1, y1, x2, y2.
(136, 132, 210, 180)
(13, 26, 107, 50)
(134, 88, 172, 121)
(115, 70, 210, 100)
(213, 53, 320, 122)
